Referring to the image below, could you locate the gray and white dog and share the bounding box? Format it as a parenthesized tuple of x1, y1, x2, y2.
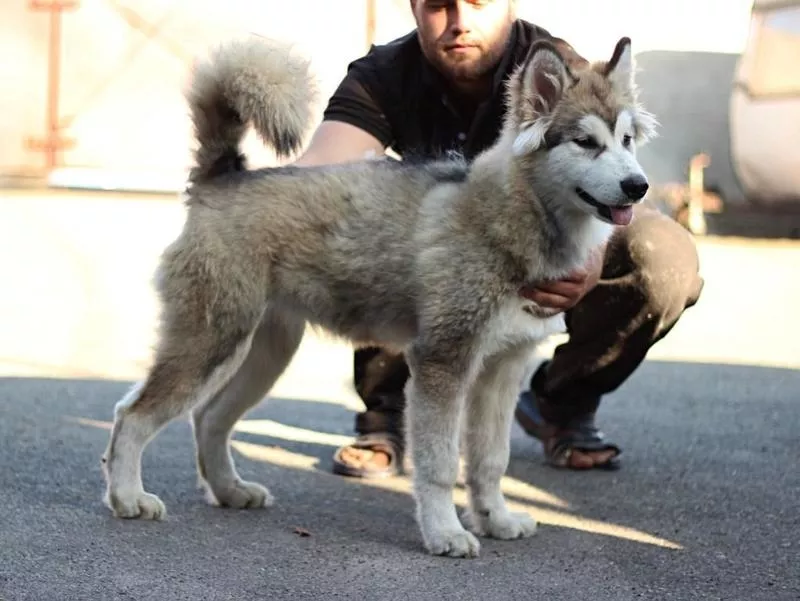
(101, 34, 656, 558)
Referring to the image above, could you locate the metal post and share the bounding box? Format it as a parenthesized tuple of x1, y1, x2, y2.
(687, 153, 710, 235)
(366, 0, 376, 50)
(26, 0, 78, 173)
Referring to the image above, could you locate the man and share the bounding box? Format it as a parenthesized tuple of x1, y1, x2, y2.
(293, 0, 704, 475)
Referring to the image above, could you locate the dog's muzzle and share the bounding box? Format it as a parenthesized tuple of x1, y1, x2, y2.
(575, 187, 635, 226)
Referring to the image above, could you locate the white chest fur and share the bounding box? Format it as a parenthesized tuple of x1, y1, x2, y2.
(475, 217, 612, 366)
(580, 220, 615, 257)
(478, 296, 567, 362)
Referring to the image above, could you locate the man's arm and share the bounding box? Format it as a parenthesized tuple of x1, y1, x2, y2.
(293, 47, 395, 168)
(293, 120, 385, 167)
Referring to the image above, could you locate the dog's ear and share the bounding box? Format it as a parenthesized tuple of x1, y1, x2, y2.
(524, 42, 570, 118)
(551, 37, 590, 73)
(604, 37, 634, 95)
(603, 37, 658, 143)
(512, 41, 571, 156)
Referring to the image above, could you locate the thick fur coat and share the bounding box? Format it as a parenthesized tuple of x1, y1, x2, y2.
(100, 35, 656, 558)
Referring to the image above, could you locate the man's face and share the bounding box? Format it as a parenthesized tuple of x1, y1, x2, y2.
(412, 0, 515, 83)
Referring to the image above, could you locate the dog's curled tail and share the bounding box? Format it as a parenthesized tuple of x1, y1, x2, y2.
(186, 37, 317, 183)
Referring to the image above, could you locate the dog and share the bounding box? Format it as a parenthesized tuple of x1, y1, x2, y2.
(100, 34, 656, 558)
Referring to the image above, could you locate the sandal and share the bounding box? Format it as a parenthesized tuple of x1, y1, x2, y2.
(515, 390, 622, 470)
(331, 432, 405, 479)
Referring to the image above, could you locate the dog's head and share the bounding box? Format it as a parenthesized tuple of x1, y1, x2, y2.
(504, 37, 657, 226)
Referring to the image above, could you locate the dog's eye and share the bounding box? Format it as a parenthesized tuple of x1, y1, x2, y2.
(622, 134, 633, 147)
(574, 136, 600, 150)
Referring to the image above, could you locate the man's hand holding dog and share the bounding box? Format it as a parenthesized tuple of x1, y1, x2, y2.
(529, 244, 606, 312)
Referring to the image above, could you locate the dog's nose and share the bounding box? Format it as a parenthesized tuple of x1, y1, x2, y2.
(620, 175, 649, 201)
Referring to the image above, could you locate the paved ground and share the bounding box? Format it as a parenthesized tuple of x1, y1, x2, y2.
(1, 190, 799, 600)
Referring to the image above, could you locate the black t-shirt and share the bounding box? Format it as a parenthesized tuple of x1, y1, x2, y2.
(321, 19, 557, 161)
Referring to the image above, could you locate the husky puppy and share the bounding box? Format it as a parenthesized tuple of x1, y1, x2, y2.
(101, 35, 656, 558)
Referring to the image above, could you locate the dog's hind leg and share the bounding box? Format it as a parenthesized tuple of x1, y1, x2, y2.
(102, 311, 260, 520)
(461, 344, 538, 541)
(192, 306, 305, 509)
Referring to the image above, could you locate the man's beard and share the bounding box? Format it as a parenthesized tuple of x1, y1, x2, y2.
(433, 46, 500, 82)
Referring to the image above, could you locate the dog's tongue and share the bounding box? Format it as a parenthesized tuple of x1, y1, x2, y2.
(610, 206, 633, 226)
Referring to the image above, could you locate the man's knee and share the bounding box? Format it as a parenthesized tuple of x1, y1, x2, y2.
(607, 209, 704, 316)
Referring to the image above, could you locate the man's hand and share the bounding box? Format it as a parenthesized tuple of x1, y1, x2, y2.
(528, 245, 606, 312)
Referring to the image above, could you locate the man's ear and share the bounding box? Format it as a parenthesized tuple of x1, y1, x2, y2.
(511, 41, 570, 155)
(604, 37, 634, 95)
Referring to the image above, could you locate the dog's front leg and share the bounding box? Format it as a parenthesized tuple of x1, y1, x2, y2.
(462, 344, 538, 541)
(405, 346, 479, 558)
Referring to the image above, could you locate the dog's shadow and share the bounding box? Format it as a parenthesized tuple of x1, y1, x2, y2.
(0, 374, 653, 552)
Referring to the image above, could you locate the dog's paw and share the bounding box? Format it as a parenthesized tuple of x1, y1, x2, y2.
(206, 480, 274, 509)
(105, 489, 166, 520)
(463, 508, 537, 540)
(423, 527, 481, 558)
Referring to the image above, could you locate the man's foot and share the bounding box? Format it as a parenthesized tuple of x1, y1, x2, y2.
(331, 432, 404, 479)
(515, 390, 621, 470)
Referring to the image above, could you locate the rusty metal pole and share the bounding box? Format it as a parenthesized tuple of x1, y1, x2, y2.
(366, 0, 376, 50)
(687, 153, 711, 235)
(45, 5, 63, 170)
(27, 0, 78, 173)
